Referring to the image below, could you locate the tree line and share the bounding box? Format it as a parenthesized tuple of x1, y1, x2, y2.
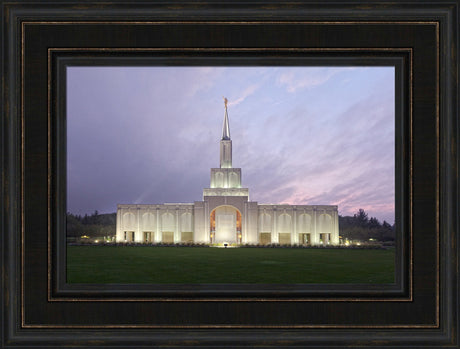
(339, 209, 395, 242)
(66, 211, 116, 239)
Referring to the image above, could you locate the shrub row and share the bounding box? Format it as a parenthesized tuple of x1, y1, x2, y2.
(67, 242, 389, 249)
(67, 242, 210, 248)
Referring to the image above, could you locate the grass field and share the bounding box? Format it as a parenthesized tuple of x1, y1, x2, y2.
(67, 246, 395, 284)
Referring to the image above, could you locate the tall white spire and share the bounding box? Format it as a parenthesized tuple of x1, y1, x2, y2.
(220, 97, 232, 168)
(222, 97, 231, 140)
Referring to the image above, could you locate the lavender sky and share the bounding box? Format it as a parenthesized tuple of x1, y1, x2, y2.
(67, 66, 395, 223)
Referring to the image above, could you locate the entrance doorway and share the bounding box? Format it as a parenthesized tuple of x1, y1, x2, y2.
(210, 206, 242, 244)
(259, 232, 271, 245)
(181, 232, 193, 243)
(143, 231, 152, 243)
(299, 233, 311, 245)
(278, 233, 291, 245)
(124, 231, 135, 242)
(162, 231, 174, 243)
(319, 233, 331, 245)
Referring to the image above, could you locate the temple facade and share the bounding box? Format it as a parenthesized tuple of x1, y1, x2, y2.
(116, 100, 339, 245)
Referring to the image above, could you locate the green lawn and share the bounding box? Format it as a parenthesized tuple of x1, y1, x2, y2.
(67, 246, 395, 284)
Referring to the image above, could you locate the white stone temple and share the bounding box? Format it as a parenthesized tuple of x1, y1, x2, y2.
(116, 99, 339, 245)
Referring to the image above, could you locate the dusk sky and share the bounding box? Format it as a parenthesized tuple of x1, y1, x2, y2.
(67, 66, 395, 223)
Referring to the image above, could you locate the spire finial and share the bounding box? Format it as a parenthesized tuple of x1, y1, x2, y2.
(221, 97, 231, 141)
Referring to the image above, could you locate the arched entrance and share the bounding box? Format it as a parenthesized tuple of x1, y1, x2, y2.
(210, 205, 242, 244)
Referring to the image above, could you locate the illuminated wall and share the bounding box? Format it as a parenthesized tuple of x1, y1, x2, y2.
(116, 202, 339, 245)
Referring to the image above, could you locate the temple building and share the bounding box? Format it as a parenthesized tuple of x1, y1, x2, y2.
(116, 99, 339, 245)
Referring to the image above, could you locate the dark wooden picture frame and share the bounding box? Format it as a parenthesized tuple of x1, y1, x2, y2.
(1, 1, 458, 348)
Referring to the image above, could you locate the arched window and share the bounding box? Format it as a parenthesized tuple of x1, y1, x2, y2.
(215, 172, 224, 188)
(180, 212, 193, 232)
(229, 171, 238, 187)
(141, 212, 155, 231)
(122, 212, 136, 230)
(161, 212, 175, 232)
(259, 213, 272, 232)
(318, 214, 332, 233)
(298, 214, 311, 233)
(278, 213, 292, 233)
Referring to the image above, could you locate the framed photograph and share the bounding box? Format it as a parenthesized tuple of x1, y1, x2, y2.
(2, 1, 458, 348)
(64, 64, 397, 289)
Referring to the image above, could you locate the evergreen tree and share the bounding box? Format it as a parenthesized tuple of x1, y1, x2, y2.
(369, 217, 380, 229)
(354, 208, 369, 227)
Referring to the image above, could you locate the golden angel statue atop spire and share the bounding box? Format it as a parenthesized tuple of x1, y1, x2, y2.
(223, 96, 228, 108)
